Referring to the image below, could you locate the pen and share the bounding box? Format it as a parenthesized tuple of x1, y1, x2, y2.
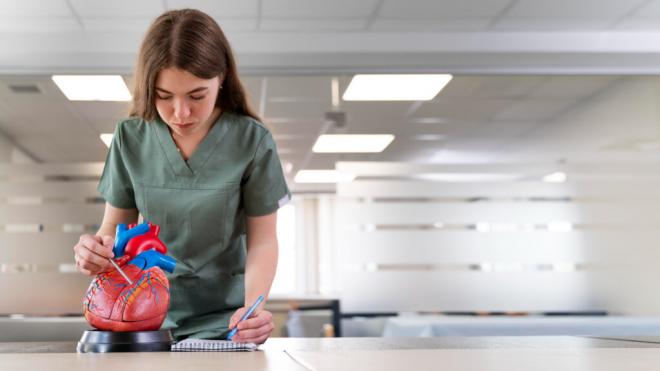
(227, 295, 264, 341)
(109, 258, 134, 285)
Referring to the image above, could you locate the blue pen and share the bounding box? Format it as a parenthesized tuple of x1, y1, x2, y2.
(227, 295, 264, 341)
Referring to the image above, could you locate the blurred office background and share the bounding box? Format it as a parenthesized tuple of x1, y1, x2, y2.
(4, 0, 660, 340)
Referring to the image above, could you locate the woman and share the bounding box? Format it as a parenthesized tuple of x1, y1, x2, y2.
(72, 9, 290, 344)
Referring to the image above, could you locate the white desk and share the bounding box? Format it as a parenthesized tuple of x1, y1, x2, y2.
(382, 316, 660, 337)
(1, 337, 660, 371)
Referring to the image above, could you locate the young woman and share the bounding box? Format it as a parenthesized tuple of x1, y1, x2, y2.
(72, 9, 290, 344)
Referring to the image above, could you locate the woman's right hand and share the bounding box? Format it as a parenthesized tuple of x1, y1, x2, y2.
(73, 234, 115, 276)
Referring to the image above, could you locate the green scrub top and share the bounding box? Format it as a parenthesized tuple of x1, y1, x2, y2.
(97, 112, 291, 340)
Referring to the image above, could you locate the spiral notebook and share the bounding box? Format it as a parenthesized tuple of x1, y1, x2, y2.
(171, 338, 258, 352)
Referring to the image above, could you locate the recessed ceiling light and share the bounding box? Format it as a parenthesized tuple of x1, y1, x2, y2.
(413, 173, 523, 182)
(343, 74, 452, 101)
(294, 170, 356, 183)
(542, 172, 567, 183)
(312, 134, 394, 153)
(547, 222, 573, 232)
(52, 75, 131, 101)
(413, 134, 445, 141)
(100, 133, 113, 148)
(410, 117, 447, 124)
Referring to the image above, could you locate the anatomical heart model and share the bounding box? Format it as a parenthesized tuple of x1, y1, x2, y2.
(83, 222, 176, 332)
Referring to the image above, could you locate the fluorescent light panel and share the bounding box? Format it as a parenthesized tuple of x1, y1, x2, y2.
(294, 170, 355, 183)
(413, 173, 523, 182)
(543, 172, 567, 183)
(343, 74, 452, 101)
(100, 133, 113, 148)
(52, 75, 131, 101)
(313, 134, 394, 153)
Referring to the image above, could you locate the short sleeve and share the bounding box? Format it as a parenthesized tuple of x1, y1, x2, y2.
(97, 123, 137, 209)
(242, 131, 291, 216)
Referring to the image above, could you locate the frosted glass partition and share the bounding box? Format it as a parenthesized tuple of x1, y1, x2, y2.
(0, 163, 105, 315)
(335, 162, 660, 315)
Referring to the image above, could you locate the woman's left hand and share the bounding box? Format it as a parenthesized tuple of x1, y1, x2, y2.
(228, 308, 274, 344)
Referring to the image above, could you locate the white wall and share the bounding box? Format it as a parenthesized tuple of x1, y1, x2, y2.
(329, 79, 660, 315)
(333, 162, 660, 315)
(0, 163, 103, 315)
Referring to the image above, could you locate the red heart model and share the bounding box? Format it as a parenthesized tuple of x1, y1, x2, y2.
(83, 256, 170, 332)
(82, 223, 174, 332)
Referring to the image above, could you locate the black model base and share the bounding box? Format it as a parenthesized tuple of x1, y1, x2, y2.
(77, 329, 174, 353)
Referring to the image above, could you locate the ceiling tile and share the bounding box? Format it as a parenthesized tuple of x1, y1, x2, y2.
(506, 0, 645, 18)
(70, 101, 130, 128)
(0, 17, 80, 33)
(614, 17, 660, 30)
(212, 18, 257, 31)
(493, 17, 615, 31)
(341, 101, 413, 124)
(1, 97, 77, 121)
(0, 0, 72, 17)
(265, 100, 327, 119)
(414, 98, 516, 122)
(266, 121, 323, 137)
(267, 76, 332, 102)
(69, 0, 164, 17)
(528, 76, 617, 98)
(627, 0, 660, 18)
(81, 17, 152, 31)
(303, 155, 343, 170)
(493, 99, 576, 121)
(473, 120, 538, 139)
(379, 0, 512, 19)
(416, 120, 487, 138)
(437, 138, 514, 159)
(19, 135, 108, 162)
(439, 76, 545, 99)
(14, 136, 61, 162)
(262, 0, 379, 18)
(81, 16, 254, 32)
(0, 77, 50, 98)
(260, 18, 366, 32)
(167, 0, 259, 17)
(370, 18, 491, 32)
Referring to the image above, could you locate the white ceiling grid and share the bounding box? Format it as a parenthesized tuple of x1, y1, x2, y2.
(1, 0, 660, 34)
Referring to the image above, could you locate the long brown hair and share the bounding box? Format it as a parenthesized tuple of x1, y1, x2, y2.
(129, 9, 260, 122)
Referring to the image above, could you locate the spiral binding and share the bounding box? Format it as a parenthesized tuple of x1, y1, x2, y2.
(171, 339, 257, 352)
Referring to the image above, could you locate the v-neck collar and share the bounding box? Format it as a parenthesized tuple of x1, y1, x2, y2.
(154, 112, 229, 177)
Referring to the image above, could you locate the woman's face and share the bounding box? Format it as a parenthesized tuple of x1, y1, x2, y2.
(154, 67, 221, 138)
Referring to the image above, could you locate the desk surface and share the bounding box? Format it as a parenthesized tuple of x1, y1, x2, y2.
(2, 337, 660, 371)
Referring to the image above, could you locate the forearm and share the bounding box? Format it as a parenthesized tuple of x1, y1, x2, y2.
(244, 241, 278, 307)
(96, 223, 119, 238)
(95, 202, 139, 238)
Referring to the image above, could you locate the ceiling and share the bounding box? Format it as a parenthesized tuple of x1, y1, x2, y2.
(2, 1, 660, 192)
(4, 0, 660, 32)
(3, 74, 660, 190)
(3, 0, 660, 74)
